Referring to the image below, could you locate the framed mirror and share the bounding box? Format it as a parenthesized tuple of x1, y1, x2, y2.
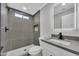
(54, 3, 77, 31)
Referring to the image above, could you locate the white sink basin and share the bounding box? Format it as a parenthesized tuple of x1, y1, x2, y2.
(49, 39, 71, 46)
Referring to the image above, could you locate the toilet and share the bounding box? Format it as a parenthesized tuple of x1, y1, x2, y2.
(28, 46, 42, 56)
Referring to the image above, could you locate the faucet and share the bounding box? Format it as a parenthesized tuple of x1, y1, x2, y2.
(58, 32, 64, 40)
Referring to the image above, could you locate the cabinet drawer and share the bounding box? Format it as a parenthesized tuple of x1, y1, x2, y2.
(42, 47, 55, 56)
(40, 41, 55, 56)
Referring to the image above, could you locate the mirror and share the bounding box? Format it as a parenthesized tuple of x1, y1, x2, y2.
(54, 3, 76, 31)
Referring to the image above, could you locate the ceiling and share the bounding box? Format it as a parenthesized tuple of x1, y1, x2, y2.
(7, 3, 47, 15)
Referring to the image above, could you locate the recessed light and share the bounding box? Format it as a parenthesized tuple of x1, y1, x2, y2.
(23, 7, 27, 10)
(62, 3, 66, 6)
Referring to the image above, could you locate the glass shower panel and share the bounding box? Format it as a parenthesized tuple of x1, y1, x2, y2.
(6, 9, 33, 51)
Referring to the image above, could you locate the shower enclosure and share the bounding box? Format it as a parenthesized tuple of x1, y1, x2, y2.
(1, 3, 34, 55)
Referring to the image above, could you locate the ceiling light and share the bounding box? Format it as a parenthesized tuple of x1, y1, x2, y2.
(23, 7, 27, 10)
(62, 3, 66, 6)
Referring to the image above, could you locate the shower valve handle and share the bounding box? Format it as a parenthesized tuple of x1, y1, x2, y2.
(5, 27, 9, 32)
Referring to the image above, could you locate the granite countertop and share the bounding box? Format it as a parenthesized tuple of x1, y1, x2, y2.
(41, 38, 79, 55)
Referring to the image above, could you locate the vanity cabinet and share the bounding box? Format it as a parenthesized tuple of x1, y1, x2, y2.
(39, 40, 55, 56)
(40, 40, 77, 56)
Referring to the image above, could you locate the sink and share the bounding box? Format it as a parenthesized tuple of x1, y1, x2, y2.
(49, 39, 71, 46)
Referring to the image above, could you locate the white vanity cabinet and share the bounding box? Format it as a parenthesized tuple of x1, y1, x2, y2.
(40, 41, 55, 56)
(40, 40, 77, 56)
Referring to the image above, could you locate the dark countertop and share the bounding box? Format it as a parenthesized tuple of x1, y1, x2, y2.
(41, 38, 79, 55)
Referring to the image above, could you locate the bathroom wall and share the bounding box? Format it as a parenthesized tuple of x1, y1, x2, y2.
(40, 3, 54, 38)
(33, 11, 40, 45)
(1, 3, 34, 53)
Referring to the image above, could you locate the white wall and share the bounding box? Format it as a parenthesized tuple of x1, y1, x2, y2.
(40, 3, 54, 38)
